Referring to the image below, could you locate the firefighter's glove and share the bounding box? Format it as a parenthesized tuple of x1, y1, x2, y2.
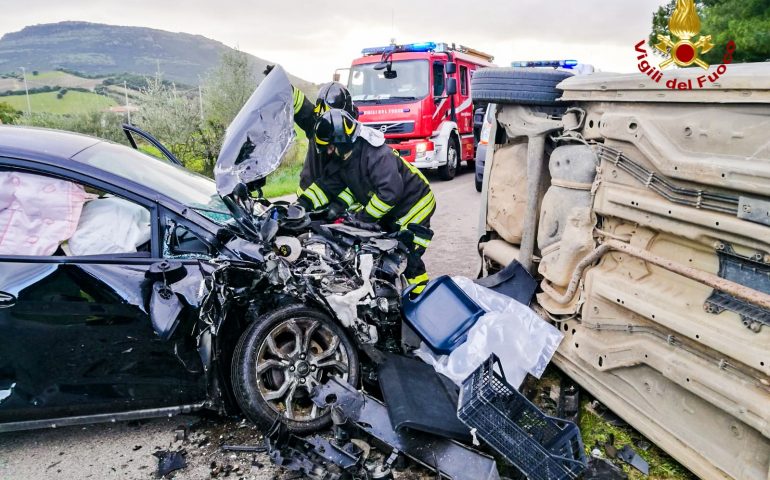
(295, 195, 313, 212)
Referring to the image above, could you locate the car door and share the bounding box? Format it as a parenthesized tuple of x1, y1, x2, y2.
(122, 124, 183, 166)
(0, 163, 207, 429)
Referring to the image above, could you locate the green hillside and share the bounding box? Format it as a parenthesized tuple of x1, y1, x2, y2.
(0, 21, 316, 93)
(2, 90, 116, 114)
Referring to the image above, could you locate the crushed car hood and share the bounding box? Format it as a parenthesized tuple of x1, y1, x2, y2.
(214, 65, 296, 197)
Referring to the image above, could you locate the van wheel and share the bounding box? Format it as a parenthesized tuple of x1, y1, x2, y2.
(471, 68, 574, 106)
(231, 304, 359, 434)
(439, 137, 460, 181)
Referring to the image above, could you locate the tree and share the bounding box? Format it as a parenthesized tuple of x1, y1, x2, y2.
(202, 49, 259, 130)
(0, 102, 21, 124)
(135, 73, 211, 173)
(650, 0, 770, 63)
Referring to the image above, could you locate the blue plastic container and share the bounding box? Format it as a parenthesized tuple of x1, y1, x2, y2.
(402, 275, 485, 354)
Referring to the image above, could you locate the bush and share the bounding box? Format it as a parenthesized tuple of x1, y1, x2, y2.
(0, 102, 21, 124)
(17, 111, 126, 143)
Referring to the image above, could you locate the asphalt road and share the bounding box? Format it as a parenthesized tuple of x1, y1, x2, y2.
(0, 166, 482, 480)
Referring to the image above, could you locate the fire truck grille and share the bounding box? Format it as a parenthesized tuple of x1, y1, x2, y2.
(364, 121, 415, 135)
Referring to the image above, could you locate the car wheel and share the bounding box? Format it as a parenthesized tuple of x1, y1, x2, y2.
(439, 137, 460, 181)
(471, 68, 574, 106)
(475, 176, 483, 192)
(231, 304, 359, 434)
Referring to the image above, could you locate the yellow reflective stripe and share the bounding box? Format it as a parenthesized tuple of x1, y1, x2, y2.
(302, 189, 322, 209)
(296, 187, 304, 197)
(293, 88, 305, 114)
(410, 284, 426, 294)
(413, 236, 431, 248)
(343, 117, 356, 135)
(365, 201, 386, 219)
(370, 194, 393, 214)
(397, 191, 434, 227)
(397, 153, 430, 186)
(408, 273, 430, 285)
(338, 189, 355, 207)
(411, 195, 436, 226)
(315, 136, 329, 146)
(308, 183, 329, 206)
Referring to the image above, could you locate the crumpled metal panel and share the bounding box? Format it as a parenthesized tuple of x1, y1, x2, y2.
(311, 378, 500, 480)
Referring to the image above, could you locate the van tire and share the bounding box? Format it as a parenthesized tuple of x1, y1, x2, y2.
(471, 68, 573, 106)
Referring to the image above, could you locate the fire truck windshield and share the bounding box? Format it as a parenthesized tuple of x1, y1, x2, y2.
(348, 60, 429, 104)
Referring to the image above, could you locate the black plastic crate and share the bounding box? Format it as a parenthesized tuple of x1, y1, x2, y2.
(458, 354, 586, 480)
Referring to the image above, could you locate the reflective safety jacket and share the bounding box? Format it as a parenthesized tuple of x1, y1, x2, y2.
(292, 88, 322, 191)
(301, 130, 435, 231)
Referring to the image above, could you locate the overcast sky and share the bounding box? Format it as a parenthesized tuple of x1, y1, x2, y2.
(1, 0, 669, 83)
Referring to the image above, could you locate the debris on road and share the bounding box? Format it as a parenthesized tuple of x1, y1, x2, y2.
(377, 352, 470, 441)
(265, 420, 368, 480)
(311, 376, 501, 480)
(151, 449, 187, 478)
(584, 456, 629, 480)
(220, 443, 267, 453)
(617, 444, 650, 476)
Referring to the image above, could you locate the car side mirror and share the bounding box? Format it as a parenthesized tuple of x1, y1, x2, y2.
(446, 78, 458, 96)
(445, 62, 457, 74)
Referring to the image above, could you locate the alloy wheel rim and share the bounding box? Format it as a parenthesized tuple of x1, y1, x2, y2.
(255, 317, 350, 422)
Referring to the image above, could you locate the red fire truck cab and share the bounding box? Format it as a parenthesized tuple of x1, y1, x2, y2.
(346, 42, 495, 180)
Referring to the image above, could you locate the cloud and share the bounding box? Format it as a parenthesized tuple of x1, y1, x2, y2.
(0, 0, 670, 82)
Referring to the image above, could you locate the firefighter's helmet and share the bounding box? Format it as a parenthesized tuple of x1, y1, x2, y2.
(314, 82, 357, 118)
(314, 109, 360, 156)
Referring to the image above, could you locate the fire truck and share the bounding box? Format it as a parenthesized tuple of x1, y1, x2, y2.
(343, 42, 495, 180)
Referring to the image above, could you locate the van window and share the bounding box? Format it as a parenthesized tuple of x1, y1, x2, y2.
(460, 65, 469, 96)
(432, 62, 445, 97)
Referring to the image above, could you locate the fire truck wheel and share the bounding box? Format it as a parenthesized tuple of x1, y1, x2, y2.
(439, 136, 460, 180)
(471, 68, 573, 106)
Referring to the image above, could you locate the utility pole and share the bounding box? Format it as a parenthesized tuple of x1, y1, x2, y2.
(18, 67, 31, 115)
(198, 83, 204, 122)
(123, 81, 131, 124)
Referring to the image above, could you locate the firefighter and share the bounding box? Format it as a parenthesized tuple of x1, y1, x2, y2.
(291, 81, 359, 214)
(263, 65, 358, 210)
(299, 109, 436, 295)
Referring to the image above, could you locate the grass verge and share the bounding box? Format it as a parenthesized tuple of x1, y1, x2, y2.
(0, 90, 115, 114)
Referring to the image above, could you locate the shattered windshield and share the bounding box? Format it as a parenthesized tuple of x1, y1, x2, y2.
(73, 142, 228, 216)
(349, 60, 429, 104)
(215, 65, 295, 197)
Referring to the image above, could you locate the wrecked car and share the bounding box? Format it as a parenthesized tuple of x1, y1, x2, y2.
(0, 66, 409, 434)
(474, 63, 770, 479)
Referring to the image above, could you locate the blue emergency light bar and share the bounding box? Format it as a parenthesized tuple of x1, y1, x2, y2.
(511, 60, 579, 69)
(362, 42, 438, 56)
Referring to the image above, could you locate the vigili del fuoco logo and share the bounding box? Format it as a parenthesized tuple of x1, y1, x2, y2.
(634, 0, 736, 90)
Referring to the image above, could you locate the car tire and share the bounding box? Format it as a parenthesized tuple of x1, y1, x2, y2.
(231, 304, 359, 434)
(471, 68, 573, 106)
(475, 177, 483, 192)
(439, 136, 460, 181)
